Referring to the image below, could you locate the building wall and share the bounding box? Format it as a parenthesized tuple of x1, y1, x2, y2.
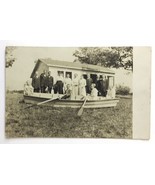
(49, 66, 115, 83)
(49, 66, 83, 83)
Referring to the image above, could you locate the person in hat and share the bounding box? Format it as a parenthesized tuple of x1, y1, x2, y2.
(47, 71, 54, 93)
(40, 70, 48, 93)
(97, 75, 108, 97)
(32, 71, 40, 92)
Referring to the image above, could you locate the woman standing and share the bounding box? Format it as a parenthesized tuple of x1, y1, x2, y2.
(79, 75, 86, 97)
(71, 73, 79, 100)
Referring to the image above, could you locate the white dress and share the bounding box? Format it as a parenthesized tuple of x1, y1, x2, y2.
(90, 88, 98, 100)
(79, 78, 86, 97)
(71, 77, 79, 99)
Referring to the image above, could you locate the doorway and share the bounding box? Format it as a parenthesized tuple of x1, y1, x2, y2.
(90, 74, 98, 83)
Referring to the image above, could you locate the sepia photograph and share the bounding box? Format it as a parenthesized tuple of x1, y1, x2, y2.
(5, 46, 134, 138)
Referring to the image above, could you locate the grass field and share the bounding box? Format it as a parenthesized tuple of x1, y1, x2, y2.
(5, 93, 132, 138)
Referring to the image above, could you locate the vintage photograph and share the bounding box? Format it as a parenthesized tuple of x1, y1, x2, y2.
(5, 47, 133, 138)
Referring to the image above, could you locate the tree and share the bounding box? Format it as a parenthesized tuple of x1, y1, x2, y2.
(5, 47, 16, 68)
(73, 47, 133, 70)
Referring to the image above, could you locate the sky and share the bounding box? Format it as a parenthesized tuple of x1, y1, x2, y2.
(6, 47, 77, 90)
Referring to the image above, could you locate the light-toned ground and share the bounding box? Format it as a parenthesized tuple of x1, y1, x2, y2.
(5, 93, 132, 138)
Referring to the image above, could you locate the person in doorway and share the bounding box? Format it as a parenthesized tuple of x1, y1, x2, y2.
(56, 72, 64, 94)
(32, 71, 40, 92)
(102, 75, 108, 96)
(96, 75, 101, 96)
(47, 71, 54, 93)
(79, 75, 86, 97)
(98, 75, 108, 97)
(40, 70, 48, 93)
(71, 73, 79, 100)
(86, 74, 93, 94)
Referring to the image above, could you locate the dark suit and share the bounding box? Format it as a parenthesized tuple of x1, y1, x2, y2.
(86, 78, 93, 94)
(47, 75, 54, 93)
(96, 79, 108, 97)
(40, 73, 47, 93)
(32, 76, 40, 92)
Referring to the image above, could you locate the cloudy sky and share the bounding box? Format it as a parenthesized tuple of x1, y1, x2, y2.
(6, 47, 77, 90)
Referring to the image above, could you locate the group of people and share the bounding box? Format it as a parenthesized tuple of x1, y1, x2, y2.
(32, 70, 54, 93)
(24, 70, 114, 100)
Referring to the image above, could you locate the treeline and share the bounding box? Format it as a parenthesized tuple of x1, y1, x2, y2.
(6, 90, 24, 94)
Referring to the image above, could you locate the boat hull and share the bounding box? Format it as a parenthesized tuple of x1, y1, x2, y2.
(23, 94, 119, 109)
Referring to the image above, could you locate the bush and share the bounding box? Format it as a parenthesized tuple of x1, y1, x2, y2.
(116, 85, 130, 95)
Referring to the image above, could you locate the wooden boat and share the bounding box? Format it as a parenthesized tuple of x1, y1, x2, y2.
(24, 93, 119, 109)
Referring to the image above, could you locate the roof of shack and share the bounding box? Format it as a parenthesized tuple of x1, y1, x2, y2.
(31, 58, 115, 77)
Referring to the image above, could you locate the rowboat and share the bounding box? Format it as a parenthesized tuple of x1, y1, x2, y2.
(23, 93, 119, 109)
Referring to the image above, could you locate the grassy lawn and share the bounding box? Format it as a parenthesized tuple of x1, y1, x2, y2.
(5, 93, 132, 138)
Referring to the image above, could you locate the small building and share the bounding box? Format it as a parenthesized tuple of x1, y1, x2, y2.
(30, 58, 115, 87)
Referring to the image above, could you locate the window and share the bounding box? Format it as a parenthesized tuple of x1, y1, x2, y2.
(65, 72, 72, 79)
(57, 71, 64, 77)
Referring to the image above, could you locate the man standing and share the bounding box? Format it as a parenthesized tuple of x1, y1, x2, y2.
(98, 75, 108, 97)
(86, 74, 93, 94)
(40, 70, 47, 93)
(47, 71, 54, 93)
(32, 71, 40, 92)
(55, 72, 64, 94)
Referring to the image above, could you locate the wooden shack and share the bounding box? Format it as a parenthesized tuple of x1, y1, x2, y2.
(30, 58, 115, 88)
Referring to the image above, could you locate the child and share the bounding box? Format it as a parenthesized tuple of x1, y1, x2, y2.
(90, 83, 98, 100)
(24, 81, 34, 95)
(63, 84, 72, 99)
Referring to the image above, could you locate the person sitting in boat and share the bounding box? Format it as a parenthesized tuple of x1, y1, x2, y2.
(62, 84, 72, 99)
(47, 71, 54, 93)
(86, 74, 93, 94)
(79, 75, 86, 98)
(24, 81, 34, 95)
(32, 71, 40, 93)
(90, 83, 98, 100)
(40, 70, 48, 93)
(71, 73, 79, 100)
(55, 72, 64, 94)
(64, 73, 72, 93)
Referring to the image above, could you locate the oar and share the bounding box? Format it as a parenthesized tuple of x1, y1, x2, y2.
(24, 94, 65, 109)
(77, 98, 87, 116)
